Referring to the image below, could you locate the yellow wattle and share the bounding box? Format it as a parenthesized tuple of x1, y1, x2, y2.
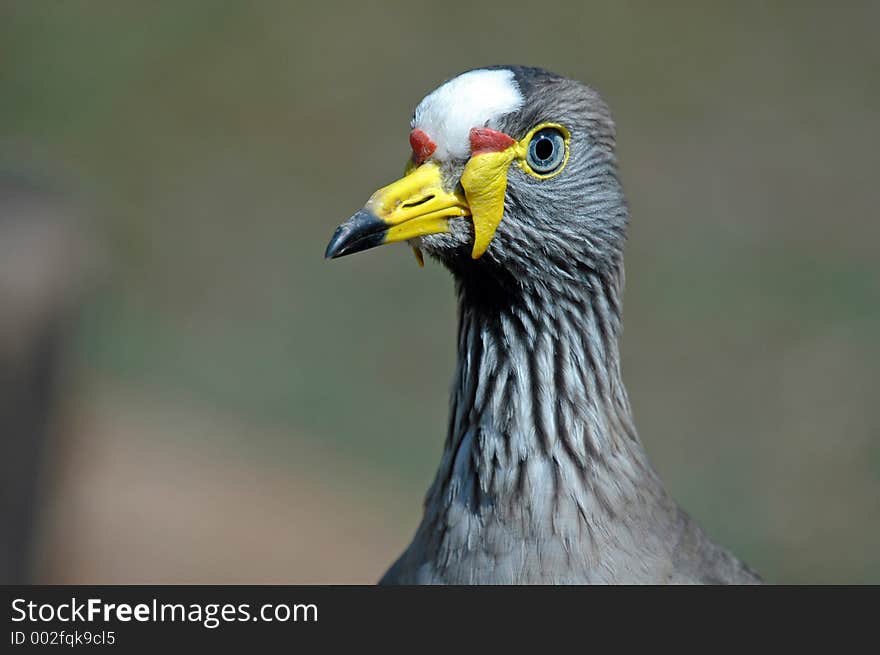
(460, 145, 521, 259)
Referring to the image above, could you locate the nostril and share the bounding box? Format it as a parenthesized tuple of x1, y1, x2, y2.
(402, 195, 435, 209)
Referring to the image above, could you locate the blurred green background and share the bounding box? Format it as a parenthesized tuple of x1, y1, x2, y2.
(1, 1, 877, 583)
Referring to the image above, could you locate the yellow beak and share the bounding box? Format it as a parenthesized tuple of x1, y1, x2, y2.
(325, 161, 468, 260)
(326, 141, 525, 261)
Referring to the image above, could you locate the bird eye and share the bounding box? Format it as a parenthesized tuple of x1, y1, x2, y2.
(526, 128, 566, 175)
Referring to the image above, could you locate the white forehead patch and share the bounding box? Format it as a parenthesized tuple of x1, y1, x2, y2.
(412, 69, 523, 161)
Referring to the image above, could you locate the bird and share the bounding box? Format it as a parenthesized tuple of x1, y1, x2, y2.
(325, 66, 761, 584)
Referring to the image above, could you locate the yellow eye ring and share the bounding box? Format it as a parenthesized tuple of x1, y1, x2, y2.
(515, 123, 571, 180)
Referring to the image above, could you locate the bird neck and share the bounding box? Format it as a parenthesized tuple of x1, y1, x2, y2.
(425, 258, 662, 533)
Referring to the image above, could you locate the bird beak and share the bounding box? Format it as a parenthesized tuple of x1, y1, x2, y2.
(325, 161, 469, 260)
(327, 127, 525, 261)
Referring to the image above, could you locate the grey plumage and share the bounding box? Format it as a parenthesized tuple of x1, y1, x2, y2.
(330, 66, 761, 584)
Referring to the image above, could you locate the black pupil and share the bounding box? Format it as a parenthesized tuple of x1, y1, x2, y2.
(534, 136, 554, 161)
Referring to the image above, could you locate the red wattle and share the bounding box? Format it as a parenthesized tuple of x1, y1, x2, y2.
(469, 127, 516, 156)
(409, 128, 437, 165)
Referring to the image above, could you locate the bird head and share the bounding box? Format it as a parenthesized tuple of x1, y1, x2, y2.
(326, 66, 627, 285)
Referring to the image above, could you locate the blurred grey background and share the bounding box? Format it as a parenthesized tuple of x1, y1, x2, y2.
(0, 2, 877, 583)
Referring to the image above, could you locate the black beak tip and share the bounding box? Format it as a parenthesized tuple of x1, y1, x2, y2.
(325, 209, 387, 260)
(324, 225, 348, 260)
